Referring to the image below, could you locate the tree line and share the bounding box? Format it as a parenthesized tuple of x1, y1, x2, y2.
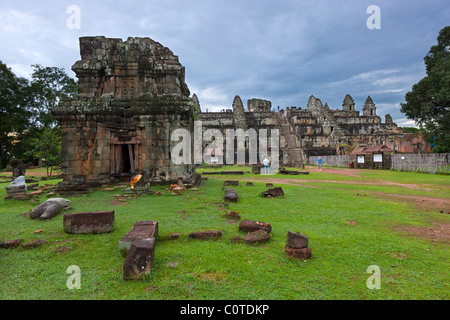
(0, 62, 77, 174)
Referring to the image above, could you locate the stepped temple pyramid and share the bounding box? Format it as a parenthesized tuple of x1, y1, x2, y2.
(52, 36, 404, 190)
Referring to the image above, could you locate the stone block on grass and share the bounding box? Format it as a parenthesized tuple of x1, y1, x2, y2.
(123, 238, 156, 280)
(285, 245, 312, 260)
(224, 189, 238, 202)
(286, 231, 308, 249)
(63, 211, 115, 234)
(223, 180, 239, 186)
(242, 230, 271, 244)
(119, 221, 158, 253)
(239, 219, 272, 233)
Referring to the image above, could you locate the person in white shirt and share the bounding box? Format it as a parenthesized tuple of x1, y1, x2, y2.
(263, 157, 270, 174)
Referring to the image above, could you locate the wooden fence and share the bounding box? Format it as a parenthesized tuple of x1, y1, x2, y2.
(391, 153, 449, 174)
(308, 153, 449, 174)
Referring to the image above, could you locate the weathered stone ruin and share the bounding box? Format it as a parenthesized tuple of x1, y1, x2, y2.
(52, 35, 417, 189)
(197, 93, 405, 168)
(52, 36, 199, 193)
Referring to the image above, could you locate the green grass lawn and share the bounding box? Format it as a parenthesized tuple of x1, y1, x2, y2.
(0, 166, 448, 300)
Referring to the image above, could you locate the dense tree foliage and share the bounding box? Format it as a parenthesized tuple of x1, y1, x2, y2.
(400, 26, 450, 152)
(0, 61, 77, 169)
(0, 61, 31, 168)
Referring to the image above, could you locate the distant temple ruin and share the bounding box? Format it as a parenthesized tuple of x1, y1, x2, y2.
(52, 36, 414, 190)
(196, 93, 404, 167)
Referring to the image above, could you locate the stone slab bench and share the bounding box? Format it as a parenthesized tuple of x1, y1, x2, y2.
(63, 211, 115, 234)
(118, 221, 158, 253)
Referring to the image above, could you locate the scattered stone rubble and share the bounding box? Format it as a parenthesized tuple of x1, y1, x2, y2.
(285, 231, 312, 260)
(239, 220, 272, 233)
(261, 187, 284, 198)
(224, 188, 238, 202)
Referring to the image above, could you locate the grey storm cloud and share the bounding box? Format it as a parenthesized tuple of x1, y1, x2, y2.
(1, 0, 449, 126)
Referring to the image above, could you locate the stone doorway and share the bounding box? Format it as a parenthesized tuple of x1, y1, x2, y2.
(110, 132, 141, 181)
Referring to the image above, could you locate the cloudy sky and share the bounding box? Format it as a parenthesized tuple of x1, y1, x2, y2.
(1, 0, 449, 126)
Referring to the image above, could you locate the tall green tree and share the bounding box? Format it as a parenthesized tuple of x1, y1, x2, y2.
(25, 127, 61, 177)
(400, 26, 450, 152)
(0, 62, 78, 168)
(15, 64, 78, 165)
(29, 64, 78, 128)
(0, 61, 31, 169)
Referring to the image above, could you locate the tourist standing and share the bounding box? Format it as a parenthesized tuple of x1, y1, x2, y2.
(263, 157, 270, 174)
(317, 157, 322, 172)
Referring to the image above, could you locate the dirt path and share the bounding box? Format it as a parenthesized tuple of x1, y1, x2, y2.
(304, 166, 365, 177)
(230, 176, 442, 191)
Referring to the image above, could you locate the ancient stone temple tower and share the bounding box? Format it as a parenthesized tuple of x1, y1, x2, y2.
(52, 36, 199, 192)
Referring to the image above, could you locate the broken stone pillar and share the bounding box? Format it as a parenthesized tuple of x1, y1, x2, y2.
(286, 231, 308, 248)
(29, 198, 72, 219)
(285, 231, 312, 260)
(119, 221, 158, 253)
(224, 188, 238, 202)
(4, 176, 27, 200)
(239, 219, 272, 233)
(63, 211, 115, 234)
(123, 238, 155, 280)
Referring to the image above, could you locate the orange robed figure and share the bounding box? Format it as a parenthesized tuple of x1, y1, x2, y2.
(130, 173, 142, 189)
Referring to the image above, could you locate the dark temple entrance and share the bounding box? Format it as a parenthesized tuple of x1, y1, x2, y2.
(110, 132, 141, 182)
